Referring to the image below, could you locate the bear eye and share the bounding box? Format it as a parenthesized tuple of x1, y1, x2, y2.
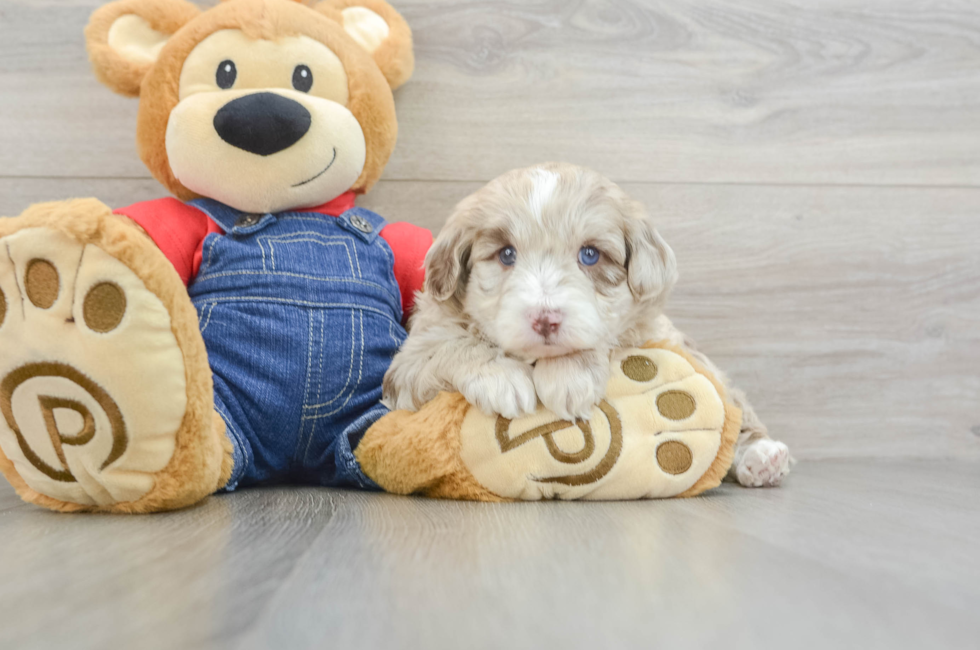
(216, 60, 237, 89)
(579, 246, 600, 266)
(292, 65, 313, 93)
(499, 246, 517, 267)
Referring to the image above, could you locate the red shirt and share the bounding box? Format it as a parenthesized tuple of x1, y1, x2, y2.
(115, 192, 431, 322)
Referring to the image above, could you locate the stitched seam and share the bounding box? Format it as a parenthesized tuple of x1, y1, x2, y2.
(301, 312, 321, 461)
(388, 321, 401, 347)
(257, 233, 356, 275)
(303, 309, 356, 410)
(277, 215, 343, 224)
(195, 270, 385, 284)
(374, 237, 402, 317)
(260, 232, 352, 242)
(200, 302, 216, 333)
(305, 309, 365, 418)
(6, 242, 25, 317)
(189, 296, 398, 318)
(214, 401, 250, 473)
(67, 245, 87, 317)
(204, 234, 220, 273)
(304, 309, 315, 411)
(316, 310, 325, 405)
(350, 239, 362, 278)
(295, 310, 317, 463)
(267, 239, 355, 277)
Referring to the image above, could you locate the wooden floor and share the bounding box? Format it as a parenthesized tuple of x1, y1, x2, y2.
(0, 460, 978, 650)
(1, 0, 978, 648)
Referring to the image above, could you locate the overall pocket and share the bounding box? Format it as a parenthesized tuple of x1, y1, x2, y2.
(258, 231, 363, 281)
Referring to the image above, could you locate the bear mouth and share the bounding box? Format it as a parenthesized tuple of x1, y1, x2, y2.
(292, 147, 338, 188)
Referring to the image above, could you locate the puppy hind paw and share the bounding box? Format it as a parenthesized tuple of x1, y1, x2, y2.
(734, 439, 792, 487)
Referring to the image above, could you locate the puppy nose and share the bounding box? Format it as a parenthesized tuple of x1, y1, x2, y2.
(531, 310, 563, 337)
(213, 92, 312, 156)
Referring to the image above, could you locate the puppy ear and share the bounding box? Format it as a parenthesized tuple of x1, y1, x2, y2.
(86, 0, 200, 97)
(623, 204, 678, 305)
(424, 217, 474, 302)
(316, 0, 415, 89)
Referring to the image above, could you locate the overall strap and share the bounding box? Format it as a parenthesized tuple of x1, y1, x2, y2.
(189, 198, 277, 236)
(333, 207, 388, 244)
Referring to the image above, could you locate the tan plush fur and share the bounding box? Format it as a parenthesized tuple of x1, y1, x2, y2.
(85, 0, 411, 201)
(360, 341, 739, 502)
(0, 200, 229, 513)
(356, 392, 505, 501)
(641, 342, 741, 498)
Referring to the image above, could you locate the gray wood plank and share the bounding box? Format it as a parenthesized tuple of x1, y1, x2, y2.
(2, 178, 977, 460)
(1, 461, 977, 650)
(0, 487, 337, 650)
(1, 1, 979, 185)
(233, 460, 980, 650)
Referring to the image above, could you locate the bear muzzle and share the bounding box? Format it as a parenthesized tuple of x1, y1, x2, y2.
(213, 92, 312, 157)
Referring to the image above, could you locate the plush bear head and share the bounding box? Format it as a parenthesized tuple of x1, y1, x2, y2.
(85, 0, 413, 214)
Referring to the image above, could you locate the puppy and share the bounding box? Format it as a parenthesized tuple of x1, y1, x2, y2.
(383, 163, 791, 487)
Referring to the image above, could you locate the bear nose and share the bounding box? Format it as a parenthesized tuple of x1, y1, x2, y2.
(213, 92, 312, 156)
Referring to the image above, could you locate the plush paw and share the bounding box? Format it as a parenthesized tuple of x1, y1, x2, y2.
(453, 344, 740, 500)
(734, 439, 791, 487)
(0, 221, 191, 507)
(456, 358, 537, 420)
(533, 353, 609, 422)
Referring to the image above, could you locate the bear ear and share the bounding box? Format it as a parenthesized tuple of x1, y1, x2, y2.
(86, 0, 200, 97)
(316, 0, 415, 89)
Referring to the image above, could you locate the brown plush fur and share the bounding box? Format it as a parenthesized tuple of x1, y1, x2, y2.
(0, 200, 230, 513)
(358, 341, 740, 502)
(85, 0, 409, 200)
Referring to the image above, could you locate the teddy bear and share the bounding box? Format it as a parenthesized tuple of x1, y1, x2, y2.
(0, 0, 429, 512)
(0, 0, 740, 512)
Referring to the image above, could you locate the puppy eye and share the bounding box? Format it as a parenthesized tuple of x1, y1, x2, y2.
(216, 60, 237, 89)
(579, 246, 600, 266)
(498, 246, 517, 266)
(293, 65, 313, 93)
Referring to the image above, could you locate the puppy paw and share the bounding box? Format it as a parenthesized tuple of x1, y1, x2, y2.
(734, 439, 791, 487)
(533, 353, 609, 421)
(457, 358, 537, 420)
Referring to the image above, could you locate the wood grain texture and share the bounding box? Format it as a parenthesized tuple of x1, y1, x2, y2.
(3, 177, 977, 460)
(1, 461, 977, 650)
(0, 487, 337, 650)
(1, 0, 979, 184)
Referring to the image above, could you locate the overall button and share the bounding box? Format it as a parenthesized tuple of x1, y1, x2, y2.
(236, 213, 261, 228)
(350, 214, 374, 234)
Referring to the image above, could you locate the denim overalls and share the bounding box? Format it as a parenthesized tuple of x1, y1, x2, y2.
(186, 199, 406, 491)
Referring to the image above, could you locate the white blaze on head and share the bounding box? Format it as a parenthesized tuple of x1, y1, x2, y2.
(526, 169, 559, 223)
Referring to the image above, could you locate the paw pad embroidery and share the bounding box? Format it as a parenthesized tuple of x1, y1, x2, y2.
(459, 345, 735, 500)
(0, 226, 188, 506)
(83, 282, 127, 333)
